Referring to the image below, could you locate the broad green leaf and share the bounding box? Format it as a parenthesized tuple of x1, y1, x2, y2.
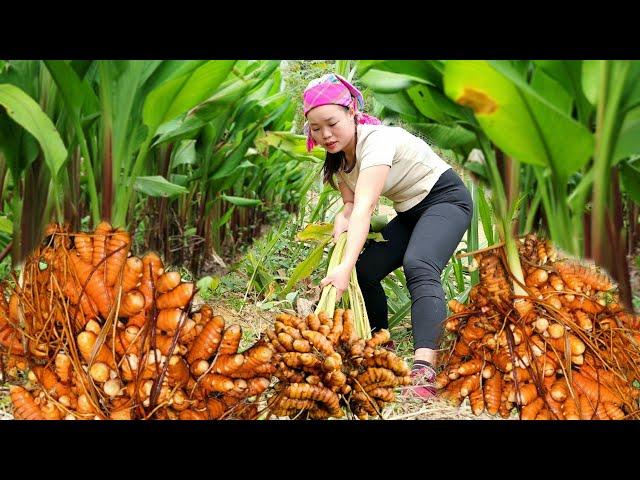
(138, 61, 164, 88)
(0, 83, 67, 177)
(620, 158, 640, 204)
(142, 60, 208, 93)
(452, 256, 465, 293)
(154, 106, 231, 147)
(196, 275, 220, 293)
(255, 131, 325, 161)
(370, 214, 388, 232)
(44, 60, 99, 118)
(134, 175, 188, 197)
(155, 117, 184, 139)
(110, 61, 156, 164)
(0, 61, 5, 72)
(624, 62, 640, 110)
(463, 161, 489, 183)
(171, 139, 196, 167)
(410, 83, 474, 124)
(477, 183, 494, 245)
(582, 60, 601, 105)
(581, 60, 639, 111)
(0, 216, 12, 234)
(444, 61, 594, 181)
(406, 84, 448, 122)
(194, 61, 279, 115)
(211, 127, 259, 181)
(235, 94, 291, 133)
(357, 60, 443, 88)
(383, 275, 408, 303)
(0, 61, 40, 98)
(505, 61, 531, 78)
(296, 223, 333, 242)
(413, 123, 476, 150)
(220, 194, 262, 207)
(530, 69, 573, 115)
(153, 115, 207, 146)
(0, 111, 23, 178)
(169, 173, 188, 187)
(238, 160, 256, 169)
(359, 69, 421, 93)
(355, 60, 386, 76)
(283, 238, 330, 294)
(69, 60, 94, 79)
(534, 60, 592, 119)
(214, 206, 235, 228)
(388, 299, 411, 328)
(372, 91, 419, 117)
(143, 60, 235, 134)
(614, 106, 640, 163)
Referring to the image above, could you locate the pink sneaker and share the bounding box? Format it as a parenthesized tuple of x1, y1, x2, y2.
(403, 364, 437, 400)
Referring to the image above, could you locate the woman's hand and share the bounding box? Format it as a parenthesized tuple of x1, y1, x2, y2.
(320, 262, 352, 300)
(332, 212, 350, 244)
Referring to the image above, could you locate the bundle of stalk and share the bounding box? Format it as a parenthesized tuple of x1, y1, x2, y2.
(438, 233, 640, 420)
(315, 232, 371, 340)
(1, 223, 273, 420)
(262, 308, 410, 419)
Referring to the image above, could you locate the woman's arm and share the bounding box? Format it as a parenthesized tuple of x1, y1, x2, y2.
(333, 181, 355, 243)
(321, 165, 390, 298)
(338, 180, 355, 217)
(342, 165, 389, 269)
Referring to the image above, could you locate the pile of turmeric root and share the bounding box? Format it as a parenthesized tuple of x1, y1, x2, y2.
(4, 224, 639, 420)
(1, 223, 408, 420)
(1, 223, 274, 420)
(439, 234, 640, 420)
(263, 309, 410, 419)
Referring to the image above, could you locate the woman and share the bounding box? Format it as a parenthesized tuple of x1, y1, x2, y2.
(304, 73, 473, 399)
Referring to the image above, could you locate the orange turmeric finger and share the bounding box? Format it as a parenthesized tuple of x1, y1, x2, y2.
(10, 386, 44, 420)
(77, 331, 116, 369)
(186, 315, 225, 364)
(201, 373, 235, 393)
(141, 252, 164, 281)
(122, 257, 143, 292)
(91, 221, 113, 273)
(156, 308, 184, 332)
(105, 228, 131, 286)
(218, 325, 242, 355)
(156, 283, 194, 310)
(572, 372, 623, 406)
(69, 253, 113, 318)
(156, 272, 182, 294)
(118, 290, 145, 317)
(74, 233, 93, 264)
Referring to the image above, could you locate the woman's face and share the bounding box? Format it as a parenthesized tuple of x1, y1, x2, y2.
(306, 104, 355, 153)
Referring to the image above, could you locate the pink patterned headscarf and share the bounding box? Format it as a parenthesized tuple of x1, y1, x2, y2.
(303, 73, 381, 152)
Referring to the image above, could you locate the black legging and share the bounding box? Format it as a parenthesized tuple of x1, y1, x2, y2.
(356, 168, 473, 350)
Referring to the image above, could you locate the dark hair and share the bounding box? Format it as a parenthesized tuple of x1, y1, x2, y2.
(322, 107, 358, 189)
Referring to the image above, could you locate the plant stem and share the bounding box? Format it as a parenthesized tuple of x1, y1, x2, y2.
(73, 116, 100, 225)
(592, 60, 629, 267)
(115, 135, 153, 227)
